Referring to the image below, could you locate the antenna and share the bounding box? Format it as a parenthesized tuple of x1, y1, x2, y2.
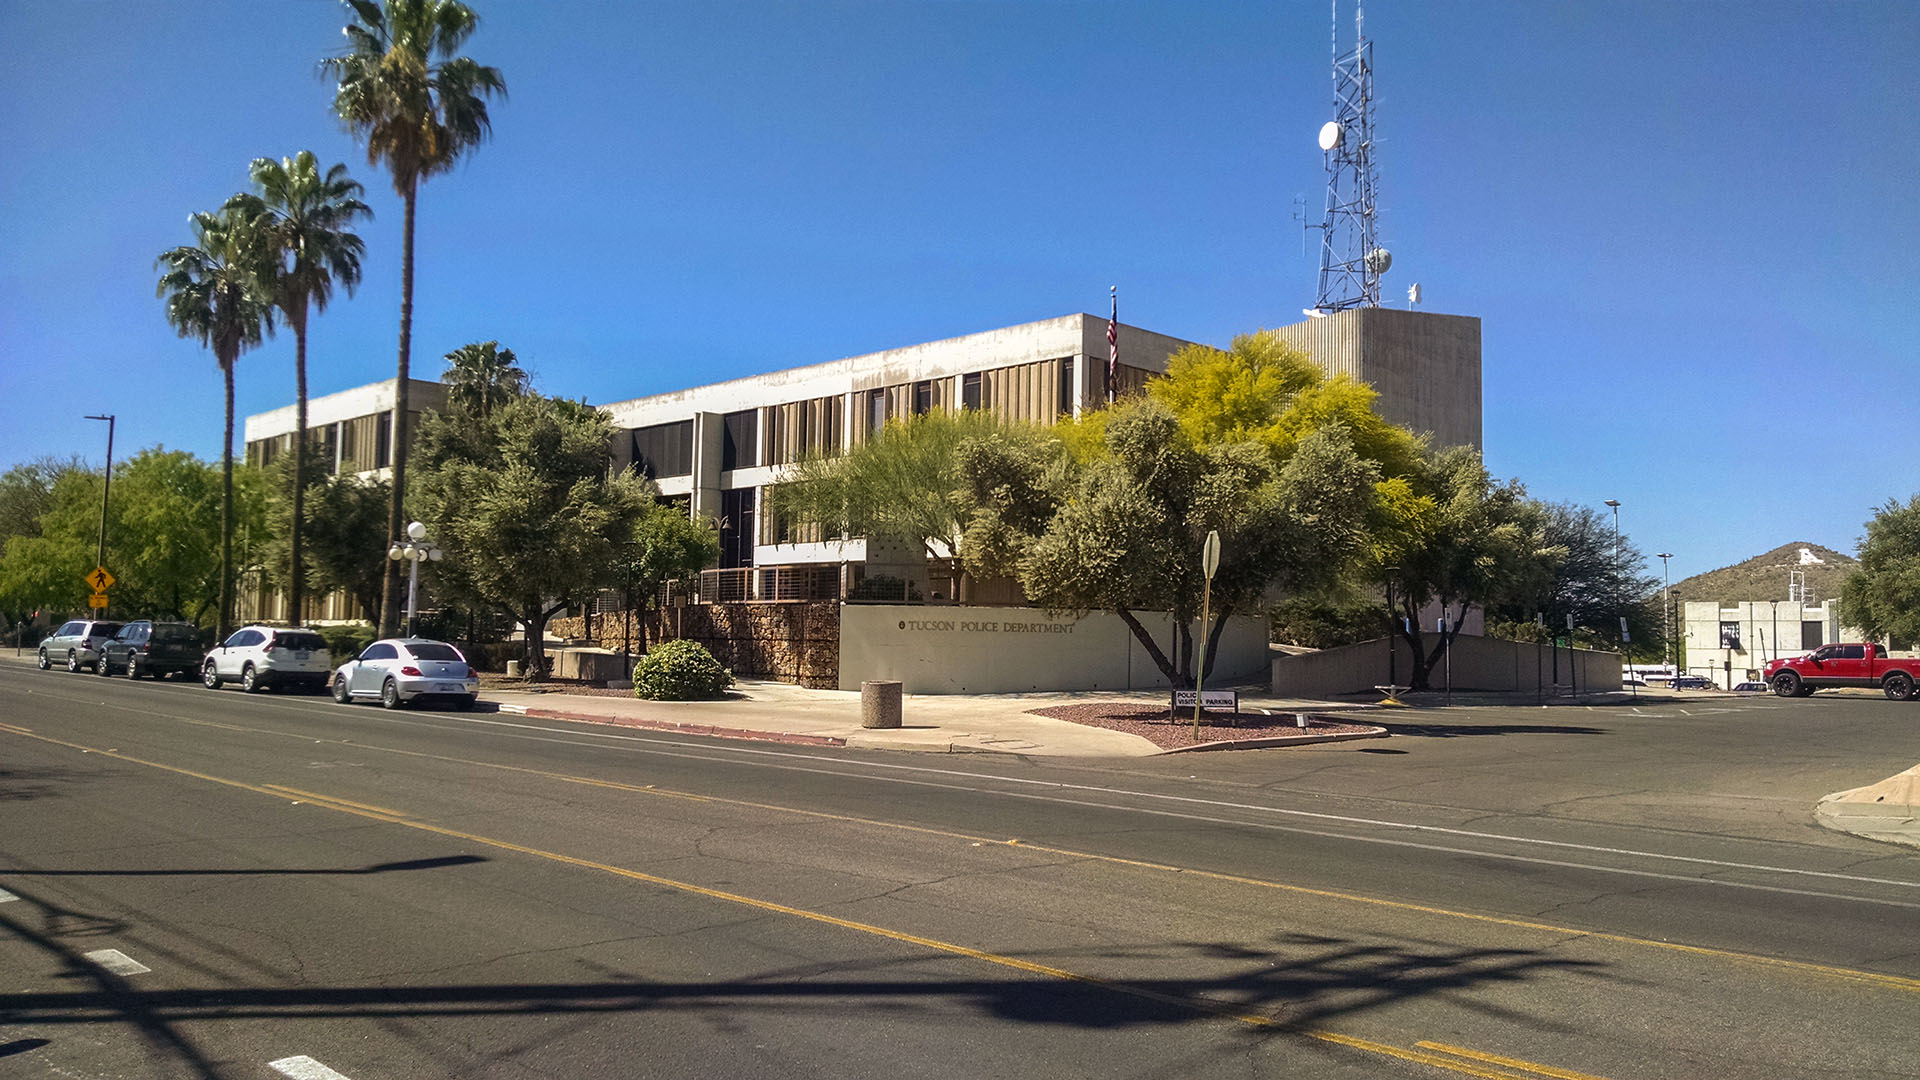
(1311, 0, 1388, 312)
(1290, 194, 1310, 257)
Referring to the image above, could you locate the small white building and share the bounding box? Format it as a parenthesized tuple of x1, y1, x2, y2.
(1680, 599, 1873, 688)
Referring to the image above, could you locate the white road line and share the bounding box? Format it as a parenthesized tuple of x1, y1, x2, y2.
(0, 886, 19, 902)
(83, 949, 150, 975)
(269, 1056, 354, 1080)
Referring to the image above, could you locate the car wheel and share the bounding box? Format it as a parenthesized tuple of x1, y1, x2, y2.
(67, 651, 81, 673)
(1771, 672, 1801, 698)
(380, 679, 405, 710)
(1884, 673, 1914, 701)
(128, 655, 144, 680)
(455, 694, 477, 711)
(241, 664, 264, 693)
(203, 660, 223, 689)
(36, 649, 50, 670)
(332, 674, 354, 704)
(97, 654, 113, 677)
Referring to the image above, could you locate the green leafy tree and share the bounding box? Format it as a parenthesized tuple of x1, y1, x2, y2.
(1376, 448, 1541, 691)
(0, 450, 268, 627)
(768, 408, 1041, 559)
(324, 0, 506, 636)
(1840, 494, 1920, 647)
(1485, 501, 1662, 656)
(230, 151, 370, 625)
(443, 340, 528, 423)
(156, 205, 277, 639)
(410, 394, 648, 677)
(0, 457, 89, 565)
(998, 401, 1377, 686)
(262, 464, 392, 624)
(610, 503, 720, 652)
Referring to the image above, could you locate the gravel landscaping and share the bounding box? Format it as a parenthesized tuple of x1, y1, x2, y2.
(1027, 702, 1382, 751)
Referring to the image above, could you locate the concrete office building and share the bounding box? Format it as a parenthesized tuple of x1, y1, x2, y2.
(240, 308, 1484, 612)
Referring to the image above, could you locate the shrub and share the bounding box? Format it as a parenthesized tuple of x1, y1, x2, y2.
(633, 639, 732, 700)
(318, 623, 377, 659)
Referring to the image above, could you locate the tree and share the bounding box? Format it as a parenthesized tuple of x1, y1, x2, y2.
(1376, 448, 1541, 691)
(410, 394, 648, 677)
(768, 408, 1042, 559)
(1840, 494, 1920, 647)
(986, 401, 1378, 686)
(0, 450, 268, 627)
(156, 206, 277, 639)
(262, 464, 392, 624)
(0, 457, 88, 557)
(1485, 501, 1662, 655)
(610, 503, 720, 653)
(324, 0, 506, 637)
(443, 340, 528, 423)
(232, 150, 370, 626)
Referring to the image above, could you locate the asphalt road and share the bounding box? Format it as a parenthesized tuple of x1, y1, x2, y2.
(3, 661, 1918, 1079)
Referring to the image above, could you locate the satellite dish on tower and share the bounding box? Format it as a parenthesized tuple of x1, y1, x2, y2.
(1317, 121, 1344, 151)
(1365, 248, 1392, 274)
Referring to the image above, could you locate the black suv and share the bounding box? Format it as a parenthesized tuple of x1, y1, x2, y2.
(99, 621, 203, 680)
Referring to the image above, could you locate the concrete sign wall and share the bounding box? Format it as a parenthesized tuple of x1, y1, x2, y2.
(1272, 635, 1623, 698)
(838, 604, 1269, 694)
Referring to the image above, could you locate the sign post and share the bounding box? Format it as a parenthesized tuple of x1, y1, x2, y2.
(1194, 530, 1220, 741)
(84, 567, 114, 613)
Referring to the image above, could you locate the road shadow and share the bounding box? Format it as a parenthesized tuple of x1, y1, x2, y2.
(1372, 721, 1606, 738)
(0, 854, 488, 878)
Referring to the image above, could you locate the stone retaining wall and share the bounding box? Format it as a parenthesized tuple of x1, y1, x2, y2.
(550, 602, 840, 689)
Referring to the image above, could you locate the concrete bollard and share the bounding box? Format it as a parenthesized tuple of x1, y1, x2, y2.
(861, 680, 903, 729)
(506, 660, 522, 678)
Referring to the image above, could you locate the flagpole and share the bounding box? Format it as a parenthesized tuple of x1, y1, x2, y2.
(1106, 285, 1117, 405)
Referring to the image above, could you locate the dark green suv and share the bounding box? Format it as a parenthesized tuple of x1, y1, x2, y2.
(99, 621, 203, 680)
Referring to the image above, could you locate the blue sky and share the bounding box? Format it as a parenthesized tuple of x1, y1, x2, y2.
(2, 1, 1915, 583)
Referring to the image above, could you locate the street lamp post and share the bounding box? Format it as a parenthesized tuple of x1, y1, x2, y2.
(1656, 552, 1674, 678)
(84, 414, 116, 574)
(1384, 566, 1400, 692)
(387, 521, 442, 637)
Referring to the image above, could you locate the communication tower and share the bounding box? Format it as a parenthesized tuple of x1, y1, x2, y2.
(1311, 1, 1389, 312)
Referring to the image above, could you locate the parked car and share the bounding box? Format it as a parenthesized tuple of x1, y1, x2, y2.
(330, 638, 479, 710)
(1670, 675, 1714, 689)
(38, 619, 125, 673)
(1731, 680, 1769, 693)
(1762, 642, 1919, 700)
(201, 626, 333, 693)
(98, 621, 203, 680)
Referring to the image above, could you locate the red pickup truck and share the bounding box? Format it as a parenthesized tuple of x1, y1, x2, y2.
(1762, 643, 1918, 700)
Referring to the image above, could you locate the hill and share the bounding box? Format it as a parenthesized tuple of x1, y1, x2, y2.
(1669, 542, 1857, 605)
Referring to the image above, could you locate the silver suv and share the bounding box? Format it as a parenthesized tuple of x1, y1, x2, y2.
(38, 619, 126, 673)
(201, 626, 334, 693)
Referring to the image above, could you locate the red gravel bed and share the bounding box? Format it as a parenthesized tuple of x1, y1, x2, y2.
(1028, 702, 1380, 751)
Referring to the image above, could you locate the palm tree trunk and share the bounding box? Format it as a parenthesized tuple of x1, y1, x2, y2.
(380, 180, 418, 636)
(290, 304, 309, 627)
(219, 360, 235, 641)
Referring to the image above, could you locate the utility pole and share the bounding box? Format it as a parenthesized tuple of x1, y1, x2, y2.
(84, 414, 116, 572)
(1656, 552, 1673, 677)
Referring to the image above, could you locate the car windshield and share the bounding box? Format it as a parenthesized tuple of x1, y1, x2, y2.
(407, 643, 463, 661)
(272, 632, 327, 651)
(152, 625, 198, 643)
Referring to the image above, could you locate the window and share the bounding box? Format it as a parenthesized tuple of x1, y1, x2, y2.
(407, 643, 463, 661)
(630, 420, 694, 478)
(1840, 645, 1866, 660)
(271, 631, 326, 652)
(1059, 357, 1076, 416)
(913, 380, 933, 416)
(719, 488, 757, 569)
(153, 625, 197, 643)
(722, 410, 758, 471)
(361, 643, 397, 661)
(868, 388, 887, 432)
(56, 622, 81, 637)
(1801, 621, 1825, 650)
(961, 372, 983, 411)
(375, 410, 393, 469)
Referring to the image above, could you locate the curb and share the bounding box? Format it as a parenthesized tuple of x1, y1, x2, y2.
(519, 707, 848, 747)
(1155, 726, 1389, 754)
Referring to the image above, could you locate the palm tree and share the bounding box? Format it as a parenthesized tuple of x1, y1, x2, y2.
(322, 0, 505, 635)
(230, 151, 370, 626)
(156, 206, 276, 641)
(442, 340, 528, 422)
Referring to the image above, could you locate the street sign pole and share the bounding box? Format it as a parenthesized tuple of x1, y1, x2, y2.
(1194, 530, 1220, 741)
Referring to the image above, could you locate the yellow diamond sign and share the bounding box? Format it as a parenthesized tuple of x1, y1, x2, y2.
(85, 566, 115, 592)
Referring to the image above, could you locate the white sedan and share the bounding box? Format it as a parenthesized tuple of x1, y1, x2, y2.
(331, 638, 480, 710)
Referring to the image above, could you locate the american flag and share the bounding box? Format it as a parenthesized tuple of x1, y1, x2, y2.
(1106, 286, 1117, 404)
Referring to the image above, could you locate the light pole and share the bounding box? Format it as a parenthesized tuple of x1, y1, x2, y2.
(1384, 566, 1400, 694)
(387, 521, 442, 637)
(84, 414, 116, 574)
(1656, 552, 1673, 677)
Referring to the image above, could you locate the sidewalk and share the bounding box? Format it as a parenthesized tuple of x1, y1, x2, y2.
(483, 679, 1382, 758)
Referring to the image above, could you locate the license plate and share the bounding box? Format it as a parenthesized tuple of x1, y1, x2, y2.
(436, 683, 462, 693)
(295, 650, 310, 660)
